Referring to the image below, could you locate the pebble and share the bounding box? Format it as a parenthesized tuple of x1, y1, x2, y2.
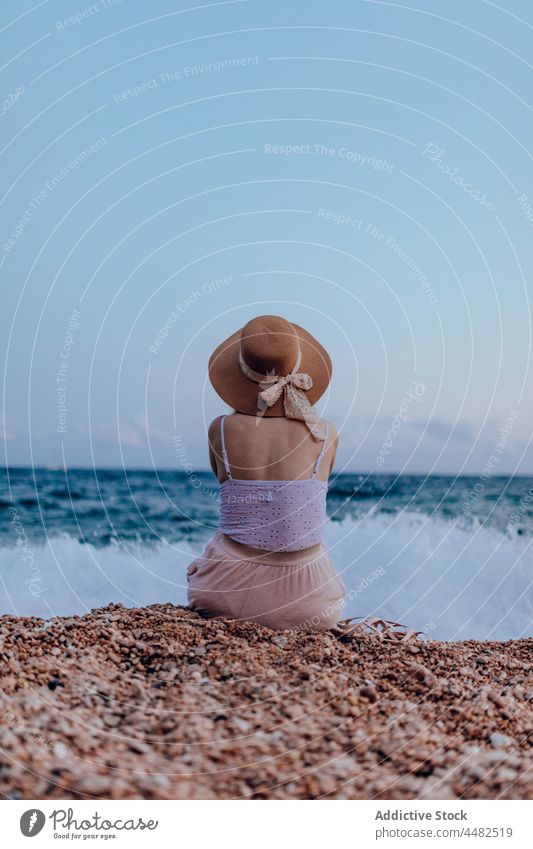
(490, 733, 514, 749)
(359, 685, 378, 702)
(0, 603, 530, 801)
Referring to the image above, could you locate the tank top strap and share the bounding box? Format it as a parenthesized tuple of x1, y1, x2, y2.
(219, 415, 232, 478)
(311, 423, 329, 479)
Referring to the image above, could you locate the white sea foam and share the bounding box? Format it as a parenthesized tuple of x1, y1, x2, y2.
(325, 512, 532, 641)
(0, 513, 531, 640)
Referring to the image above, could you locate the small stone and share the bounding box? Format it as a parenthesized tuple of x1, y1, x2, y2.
(53, 742, 68, 759)
(409, 664, 438, 688)
(490, 733, 513, 749)
(495, 768, 519, 783)
(360, 685, 378, 702)
(487, 691, 508, 709)
(128, 740, 150, 754)
(0, 604, 529, 801)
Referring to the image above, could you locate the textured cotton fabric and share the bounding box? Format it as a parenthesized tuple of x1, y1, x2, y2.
(219, 478, 328, 552)
(187, 531, 345, 631)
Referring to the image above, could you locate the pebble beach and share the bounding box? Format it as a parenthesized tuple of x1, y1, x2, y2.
(0, 604, 531, 800)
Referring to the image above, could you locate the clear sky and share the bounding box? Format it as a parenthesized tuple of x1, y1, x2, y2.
(1, 0, 532, 474)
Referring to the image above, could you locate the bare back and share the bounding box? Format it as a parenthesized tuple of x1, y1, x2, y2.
(208, 413, 338, 483)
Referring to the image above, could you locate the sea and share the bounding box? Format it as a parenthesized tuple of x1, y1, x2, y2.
(1, 468, 532, 641)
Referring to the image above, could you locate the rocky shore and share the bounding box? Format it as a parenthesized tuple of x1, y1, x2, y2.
(0, 604, 531, 799)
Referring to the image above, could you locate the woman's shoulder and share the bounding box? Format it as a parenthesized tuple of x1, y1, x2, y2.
(208, 415, 225, 433)
(208, 412, 241, 433)
(208, 413, 250, 444)
(209, 413, 338, 442)
(321, 418, 338, 440)
(207, 415, 226, 452)
(209, 412, 254, 430)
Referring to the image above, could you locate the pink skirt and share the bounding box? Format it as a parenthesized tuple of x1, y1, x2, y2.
(187, 531, 346, 631)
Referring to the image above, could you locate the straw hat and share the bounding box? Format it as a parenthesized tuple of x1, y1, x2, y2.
(208, 315, 332, 439)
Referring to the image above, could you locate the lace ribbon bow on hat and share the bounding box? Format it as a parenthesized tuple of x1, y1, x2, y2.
(238, 345, 327, 441)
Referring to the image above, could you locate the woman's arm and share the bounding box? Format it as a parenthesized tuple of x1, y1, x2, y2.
(207, 416, 223, 478)
(326, 422, 340, 476)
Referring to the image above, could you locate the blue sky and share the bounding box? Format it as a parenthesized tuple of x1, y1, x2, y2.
(1, 0, 532, 473)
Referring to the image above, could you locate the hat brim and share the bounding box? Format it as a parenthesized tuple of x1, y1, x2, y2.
(208, 322, 332, 416)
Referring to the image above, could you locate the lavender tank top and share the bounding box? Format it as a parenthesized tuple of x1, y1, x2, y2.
(218, 416, 329, 552)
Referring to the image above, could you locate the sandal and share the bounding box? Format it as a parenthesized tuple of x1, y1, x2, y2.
(332, 616, 424, 643)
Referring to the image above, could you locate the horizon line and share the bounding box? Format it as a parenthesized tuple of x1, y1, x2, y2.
(1, 466, 533, 478)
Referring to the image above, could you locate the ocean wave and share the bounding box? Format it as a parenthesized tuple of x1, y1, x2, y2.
(0, 513, 531, 641)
